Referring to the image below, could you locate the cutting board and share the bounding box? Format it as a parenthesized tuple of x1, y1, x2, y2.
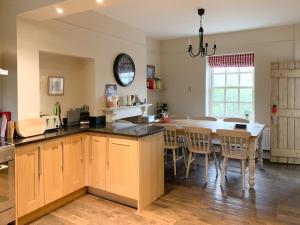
(16, 118, 46, 138)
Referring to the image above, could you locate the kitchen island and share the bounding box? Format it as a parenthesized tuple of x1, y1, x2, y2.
(12, 123, 165, 225)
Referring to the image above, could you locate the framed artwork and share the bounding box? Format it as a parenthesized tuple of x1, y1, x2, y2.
(147, 65, 155, 79)
(48, 76, 64, 95)
(105, 84, 118, 97)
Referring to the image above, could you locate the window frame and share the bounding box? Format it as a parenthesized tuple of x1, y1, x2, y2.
(206, 66, 255, 121)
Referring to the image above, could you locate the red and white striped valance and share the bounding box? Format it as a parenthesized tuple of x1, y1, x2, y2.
(208, 53, 255, 68)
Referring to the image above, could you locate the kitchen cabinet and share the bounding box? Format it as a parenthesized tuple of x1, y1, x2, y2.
(88, 135, 106, 190)
(43, 139, 64, 204)
(106, 137, 138, 199)
(63, 135, 85, 195)
(16, 143, 44, 217)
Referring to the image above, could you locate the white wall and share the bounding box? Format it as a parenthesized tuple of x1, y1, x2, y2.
(17, 11, 149, 120)
(161, 25, 299, 125)
(39, 52, 94, 118)
(146, 37, 161, 115)
(0, 0, 64, 120)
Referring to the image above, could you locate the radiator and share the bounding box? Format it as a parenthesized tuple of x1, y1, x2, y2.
(262, 128, 270, 150)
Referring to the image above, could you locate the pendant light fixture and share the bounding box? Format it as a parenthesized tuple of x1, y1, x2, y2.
(187, 8, 216, 58)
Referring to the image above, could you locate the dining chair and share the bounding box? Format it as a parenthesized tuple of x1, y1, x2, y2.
(223, 118, 250, 123)
(192, 116, 221, 168)
(217, 129, 251, 190)
(192, 116, 217, 121)
(183, 126, 218, 182)
(162, 124, 187, 176)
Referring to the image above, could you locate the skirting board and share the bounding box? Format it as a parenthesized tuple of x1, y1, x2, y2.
(88, 187, 137, 209)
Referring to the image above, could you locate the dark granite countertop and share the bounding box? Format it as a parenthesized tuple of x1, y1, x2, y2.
(8, 122, 165, 147)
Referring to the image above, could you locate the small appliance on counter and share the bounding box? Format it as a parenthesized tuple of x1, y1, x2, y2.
(80, 105, 90, 128)
(41, 115, 61, 131)
(66, 108, 81, 126)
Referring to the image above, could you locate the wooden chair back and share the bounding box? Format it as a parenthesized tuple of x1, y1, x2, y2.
(183, 126, 212, 154)
(223, 118, 250, 123)
(216, 129, 251, 158)
(162, 124, 179, 148)
(193, 116, 217, 121)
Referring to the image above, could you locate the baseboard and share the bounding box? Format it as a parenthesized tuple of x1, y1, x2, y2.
(17, 187, 87, 225)
(88, 187, 137, 208)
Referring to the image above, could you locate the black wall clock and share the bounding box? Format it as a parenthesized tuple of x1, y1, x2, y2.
(113, 53, 135, 87)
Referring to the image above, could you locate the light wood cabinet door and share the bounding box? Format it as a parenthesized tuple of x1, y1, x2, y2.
(16, 143, 44, 217)
(63, 135, 85, 194)
(43, 139, 64, 205)
(107, 137, 138, 199)
(88, 135, 106, 190)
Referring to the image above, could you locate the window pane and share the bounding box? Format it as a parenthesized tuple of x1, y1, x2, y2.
(213, 88, 224, 102)
(213, 67, 225, 73)
(240, 73, 253, 87)
(226, 67, 239, 73)
(240, 88, 253, 102)
(240, 67, 254, 72)
(226, 88, 238, 102)
(213, 74, 225, 87)
(226, 103, 239, 116)
(213, 103, 224, 116)
(226, 74, 239, 86)
(240, 103, 252, 116)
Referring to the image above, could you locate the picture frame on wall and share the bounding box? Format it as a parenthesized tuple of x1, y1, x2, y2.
(105, 84, 118, 97)
(147, 65, 155, 79)
(48, 76, 64, 95)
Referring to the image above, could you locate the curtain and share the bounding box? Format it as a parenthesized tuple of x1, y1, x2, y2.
(208, 53, 254, 68)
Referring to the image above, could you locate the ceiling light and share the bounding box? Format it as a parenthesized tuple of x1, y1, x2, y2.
(56, 7, 64, 14)
(96, 0, 104, 4)
(187, 8, 216, 58)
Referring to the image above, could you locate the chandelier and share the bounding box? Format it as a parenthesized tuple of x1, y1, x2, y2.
(187, 8, 216, 57)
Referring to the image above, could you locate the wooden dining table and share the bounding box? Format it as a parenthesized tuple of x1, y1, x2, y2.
(156, 119, 265, 189)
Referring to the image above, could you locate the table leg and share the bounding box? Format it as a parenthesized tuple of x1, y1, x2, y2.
(258, 133, 264, 168)
(248, 138, 256, 189)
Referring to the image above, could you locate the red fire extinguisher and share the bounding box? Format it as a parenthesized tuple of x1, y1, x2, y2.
(271, 105, 277, 114)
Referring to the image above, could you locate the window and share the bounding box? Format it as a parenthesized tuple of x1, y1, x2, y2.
(207, 66, 255, 120)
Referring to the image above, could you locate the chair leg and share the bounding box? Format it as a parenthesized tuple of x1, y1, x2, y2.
(242, 159, 245, 191)
(182, 146, 187, 168)
(225, 158, 229, 178)
(213, 151, 218, 175)
(186, 152, 193, 179)
(220, 157, 227, 186)
(205, 154, 209, 183)
(173, 149, 177, 176)
(218, 153, 222, 169)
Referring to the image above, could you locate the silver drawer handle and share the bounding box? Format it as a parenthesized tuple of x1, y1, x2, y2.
(0, 164, 8, 171)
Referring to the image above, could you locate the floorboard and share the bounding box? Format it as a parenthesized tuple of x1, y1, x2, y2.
(30, 159, 300, 225)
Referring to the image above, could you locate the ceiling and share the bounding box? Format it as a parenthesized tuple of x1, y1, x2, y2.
(95, 0, 300, 40)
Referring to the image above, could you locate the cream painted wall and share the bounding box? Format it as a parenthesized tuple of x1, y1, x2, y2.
(39, 52, 94, 118)
(17, 11, 148, 120)
(161, 25, 299, 126)
(146, 37, 161, 115)
(0, 0, 64, 120)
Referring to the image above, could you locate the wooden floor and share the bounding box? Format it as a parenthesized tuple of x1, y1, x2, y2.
(31, 158, 300, 225)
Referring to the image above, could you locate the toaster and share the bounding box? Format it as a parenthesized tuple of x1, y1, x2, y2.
(41, 115, 60, 130)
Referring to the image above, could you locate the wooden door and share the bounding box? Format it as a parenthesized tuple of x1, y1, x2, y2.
(88, 135, 107, 190)
(63, 135, 85, 194)
(16, 143, 44, 217)
(43, 139, 64, 204)
(270, 61, 300, 164)
(107, 137, 138, 199)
